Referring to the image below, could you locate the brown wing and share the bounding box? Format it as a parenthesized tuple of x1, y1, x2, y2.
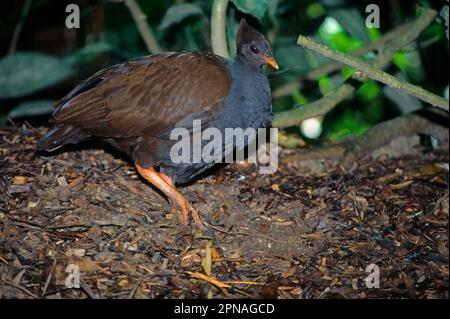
(51, 52, 231, 138)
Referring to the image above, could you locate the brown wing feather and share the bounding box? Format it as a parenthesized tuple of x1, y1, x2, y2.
(51, 52, 231, 138)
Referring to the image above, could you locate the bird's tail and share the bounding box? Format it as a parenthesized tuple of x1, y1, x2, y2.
(37, 125, 89, 152)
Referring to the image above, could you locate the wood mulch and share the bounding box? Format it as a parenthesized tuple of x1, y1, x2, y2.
(0, 125, 448, 298)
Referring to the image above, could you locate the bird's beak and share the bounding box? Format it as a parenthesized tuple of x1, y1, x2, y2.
(263, 56, 279, 70)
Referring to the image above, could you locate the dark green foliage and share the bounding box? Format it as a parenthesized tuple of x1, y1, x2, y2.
(0, 52, 72, 99)
(159, 3, 204, 30)
(0, 0, 447, 141)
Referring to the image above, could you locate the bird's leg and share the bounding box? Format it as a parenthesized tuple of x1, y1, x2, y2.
(156, 174, 189, 222)
(135, 164, 202, 226)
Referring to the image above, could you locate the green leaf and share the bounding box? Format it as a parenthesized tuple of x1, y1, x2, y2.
(328, 7, 369, 42)
(384, 86, 422, 114)
(231, 0, 268, 20)
(292, 91, 309, 105)
(318, 75, 335, 95)
(267, 0, 280, 22)
(326, 109, 371, 140)
(275, 44, 309, 80)
(274, 36, 317, 81)
(356, 79, 381, 103)
(382, 72, 423, 114)
(63, 42, 114, 65)
(393, 49, 424, 82)
(306, 3, 325, 19)
(0, 52, 72, 99)
(8, 99, 55, 118)
(158, 3, 203, 30)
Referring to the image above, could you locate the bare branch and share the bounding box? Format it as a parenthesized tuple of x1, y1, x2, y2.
(124, 0, 162, 54)
(272, 21, 416, 99)
(211, 0, 230, 58)
(273, 8, 443, 128)
(305, 21, 415, 81)
(296, 30, 448, 111)
(281, 112, 449, 172)
(272, 84, 354, 128)
(8, 0, 32, 55)
(339, 113, 448, 171)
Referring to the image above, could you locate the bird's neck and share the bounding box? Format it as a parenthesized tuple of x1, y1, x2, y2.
(235, 54, 263, 72)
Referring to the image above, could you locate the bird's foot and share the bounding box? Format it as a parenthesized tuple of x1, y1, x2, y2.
(169, 192, 202, 227)
(135, 164, 204, 228)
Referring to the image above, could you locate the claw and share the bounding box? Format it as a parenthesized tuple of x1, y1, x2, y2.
(136, 164, 203, 226)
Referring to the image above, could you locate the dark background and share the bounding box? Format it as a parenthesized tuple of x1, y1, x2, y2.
(0, 0, 448, 144)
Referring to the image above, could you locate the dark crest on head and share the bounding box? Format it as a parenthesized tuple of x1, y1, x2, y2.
(236, 19, 270, 56)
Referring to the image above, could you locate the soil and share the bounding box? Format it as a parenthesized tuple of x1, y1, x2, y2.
(0, 125, 448, 299)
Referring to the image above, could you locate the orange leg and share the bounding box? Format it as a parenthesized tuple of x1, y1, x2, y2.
(135, 164, 202, 226)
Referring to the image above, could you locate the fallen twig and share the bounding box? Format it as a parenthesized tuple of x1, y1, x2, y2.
(281, 112, 449, 172)
(186, 271, 264, 289)
(186, 271, 230, 288)
(41, 258, 57, 296)
(205, 221, 284, 243)
(1, 277, 38, 298)
(80, 280, 98, 299)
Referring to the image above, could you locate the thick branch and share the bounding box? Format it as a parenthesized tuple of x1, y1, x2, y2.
(272, 84, 353, 128)
(211, 0, 229, 58)
(281, 112, 449, 172)
(339, 113, 448, 171)
(124, 0, 162, 53)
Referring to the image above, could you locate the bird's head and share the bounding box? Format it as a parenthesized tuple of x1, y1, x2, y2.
(236, 19, 279, 70)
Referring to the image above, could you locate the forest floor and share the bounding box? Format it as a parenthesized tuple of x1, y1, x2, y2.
(0, 125, 448, 299)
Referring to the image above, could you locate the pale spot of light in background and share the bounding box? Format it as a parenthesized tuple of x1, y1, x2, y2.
(300, 117, 323, 139)
(320, 17, 343, 35)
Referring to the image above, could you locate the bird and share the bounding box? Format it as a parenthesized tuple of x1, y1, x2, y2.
(38, 19, 278, 227)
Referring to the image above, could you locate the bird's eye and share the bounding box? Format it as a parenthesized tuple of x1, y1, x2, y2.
(250, 45, 259, 54)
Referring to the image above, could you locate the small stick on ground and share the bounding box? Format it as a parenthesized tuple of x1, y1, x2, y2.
(41, 258, 57, 296)
(80, 280, 98, 299)
(1, 277, 38, 298)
